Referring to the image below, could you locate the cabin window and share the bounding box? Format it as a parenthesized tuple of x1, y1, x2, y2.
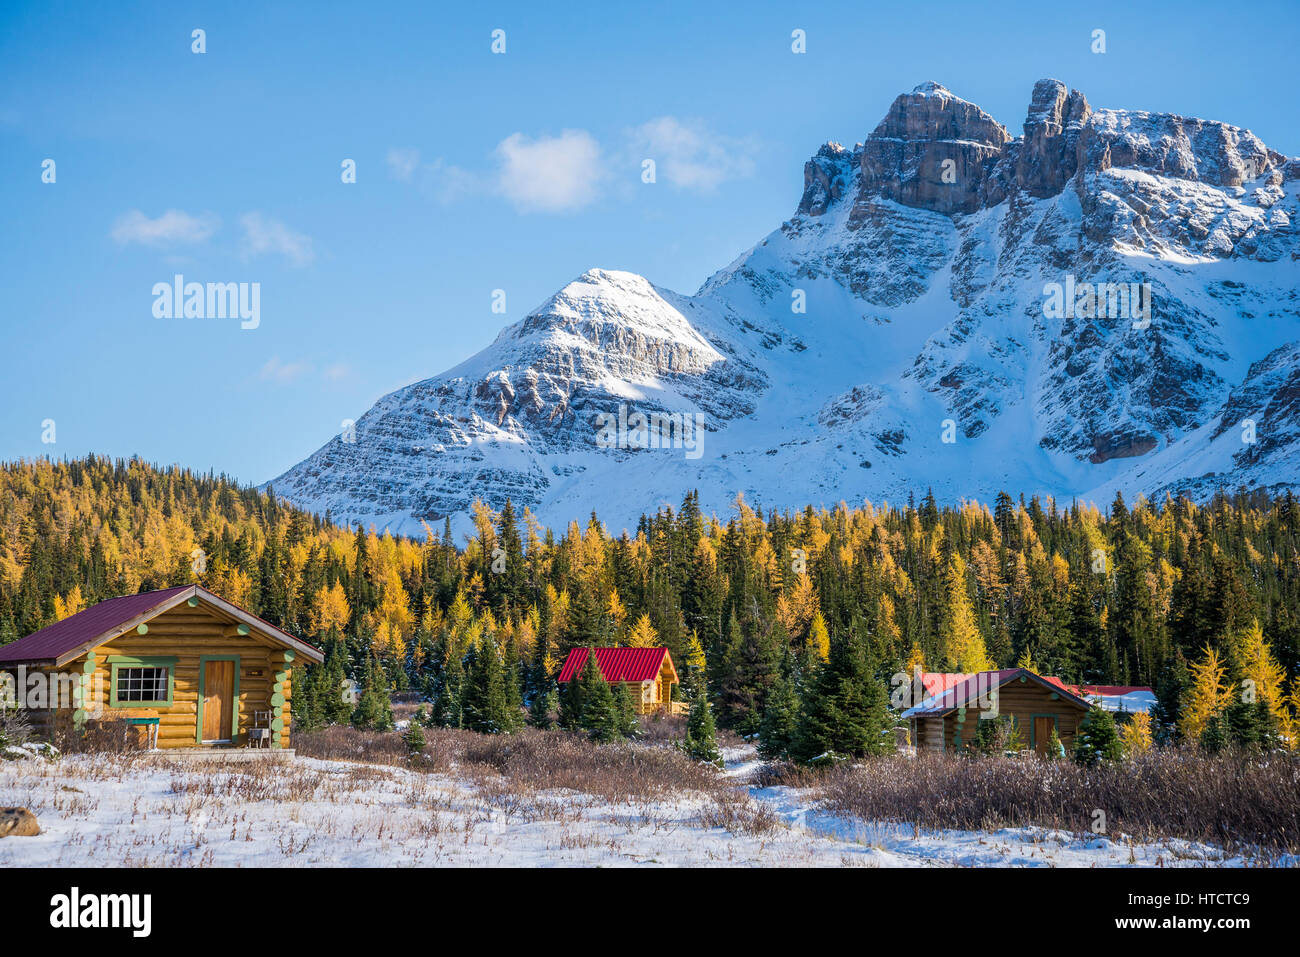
(107, 656, 176, 708)
(117, 667, 168, 702)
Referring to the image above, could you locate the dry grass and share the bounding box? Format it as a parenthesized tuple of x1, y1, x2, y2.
(296, 725, 734, 804)
(813, 749, 1300, 854)
(295, 725, 784, 845)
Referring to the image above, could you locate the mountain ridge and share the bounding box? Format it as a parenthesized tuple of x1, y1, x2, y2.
(269, 78, 1300, 537)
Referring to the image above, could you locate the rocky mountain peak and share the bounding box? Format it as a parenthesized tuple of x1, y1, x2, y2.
(799, 77, 1291, 231)
(270, 80, 1300, 537)
(857, 82, 1009, 215)
(871, 82, 1008, 145)
(1013, 78, 1091, 198)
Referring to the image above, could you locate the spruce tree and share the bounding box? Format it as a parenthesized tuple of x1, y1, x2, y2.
(1199, 712, 1228, 754)
(403, 720, 426, 761)
(528, 661, 558, 729)
(430, 639, 464, 729)
(1072, 707, 1122, 765)
(757, 663, 799, 761)
(580, 670, 621, 743)
(683, 680, 723, 767)
(293, 661, 323, 733)
(1152, 650, 1190, 744)
(461, 636, 511, 734)
(500, 637, 526, 732)
(717, 619, 779, 735)
(791, 630, 894, 763)
(558, 665, 585, 731)
(320, 631, 352, 725)
(570, 650, 621, 742)
(1226, 699, 1278, 752)
(351, 652, 394, 731)
(617, 683, 641, 739)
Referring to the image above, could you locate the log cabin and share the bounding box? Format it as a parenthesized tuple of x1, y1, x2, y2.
(901, 668, 1093, 754)
(0, 585, 323, 751)
(557, 647, 683, 715)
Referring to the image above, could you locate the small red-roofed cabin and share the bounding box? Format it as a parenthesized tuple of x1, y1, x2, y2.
(0, 585, 323, 751)
(557, 647, 682, 714)
(901, 668, 1093, 754)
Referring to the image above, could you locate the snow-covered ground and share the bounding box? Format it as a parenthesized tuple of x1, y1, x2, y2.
(0, 746, 1285, 867)
(717, 746, 1286, 868)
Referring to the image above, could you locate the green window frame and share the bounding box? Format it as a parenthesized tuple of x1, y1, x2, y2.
(196, 655, 241, 744)
(107, 656, 176, 709)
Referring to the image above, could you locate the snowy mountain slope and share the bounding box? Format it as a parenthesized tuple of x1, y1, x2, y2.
(269, 79, 1300, 537)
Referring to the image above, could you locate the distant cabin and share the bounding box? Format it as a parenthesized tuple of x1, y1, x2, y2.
(0, 585, 323, 751)
(1070, 683, 1156, 716)
(557, 647, 683, 715)
(901, 668, 1096, 754)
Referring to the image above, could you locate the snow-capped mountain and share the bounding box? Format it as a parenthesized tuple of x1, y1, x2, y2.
(269, 79, 1300, 537)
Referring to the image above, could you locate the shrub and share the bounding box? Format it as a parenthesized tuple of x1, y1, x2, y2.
(403, 721, 426, 758)
(818, 748, 1300, 854)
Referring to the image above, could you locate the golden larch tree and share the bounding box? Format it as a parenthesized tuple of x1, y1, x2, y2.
(53, 585, 84, 622)
(627, 613, 658, 648)
(1120, 712, 1153, 757)
(310, 581, 351, 637)
(941, 553, 993, 673)
(1181, 646, 1232, 741)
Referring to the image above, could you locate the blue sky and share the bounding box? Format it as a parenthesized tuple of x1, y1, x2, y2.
(2, 0, 1297, 486)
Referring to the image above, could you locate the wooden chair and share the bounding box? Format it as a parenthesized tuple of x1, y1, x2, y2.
(248, 710, 272, 749)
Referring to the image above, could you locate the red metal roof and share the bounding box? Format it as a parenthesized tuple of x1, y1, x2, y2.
(917, 672, 974, 696)
(0, 586, 192, 664)
(1072, 684, 1153, 696)
(916, 672, 1149, 705)
(558, 647, 671, 684)
(903, 668, 1093, 717)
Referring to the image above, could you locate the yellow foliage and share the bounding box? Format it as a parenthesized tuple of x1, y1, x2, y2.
(310, 581, 351, 636)
(53, 585, 84, 622)
(941, 554, 992, 673)
(904, 641, 926, 676)
(1181, 646, 1233, 741)
(775, 574, 818, 641)
(1237, 619, 1287, 726)
(605, 589, 628, 633)
(1120, 712, 1153, 756)
(627, 614, 658, 648)
(808, 611, 830, 662)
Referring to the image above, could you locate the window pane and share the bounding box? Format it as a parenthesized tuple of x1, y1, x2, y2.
(116, 667, 167, 702)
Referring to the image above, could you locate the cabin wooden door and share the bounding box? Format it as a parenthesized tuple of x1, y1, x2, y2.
(202, 660, 235, 742)
(1033, 716, 1056, 754)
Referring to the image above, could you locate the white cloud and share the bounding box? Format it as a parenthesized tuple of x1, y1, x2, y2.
(258, 357, 311, 383)
(627, 117, 757, 190)
(386, 149, 481, 204)
(425, 158, 482, 205)
(391, 122, 749, 212)
(386, 148, 421, 182)
(322, 362, 351, 381)
(494, 129, 604, 213)
(239, 212, 314, 267)
(111, 209, 219, 246)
